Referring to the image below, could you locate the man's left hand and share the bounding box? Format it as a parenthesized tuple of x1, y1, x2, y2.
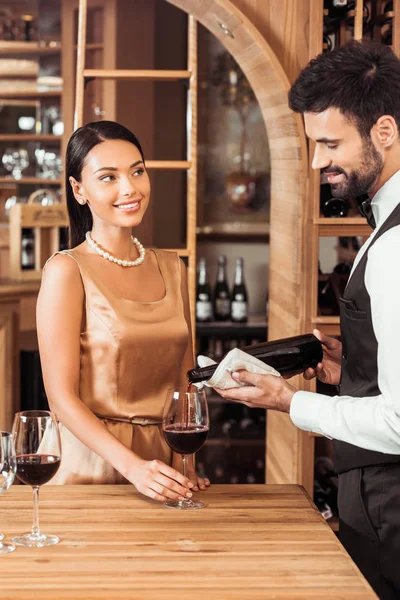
(216, 370, 296, 413)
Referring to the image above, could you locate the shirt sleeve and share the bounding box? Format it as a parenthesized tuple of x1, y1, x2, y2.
(290, 226, 400, 454)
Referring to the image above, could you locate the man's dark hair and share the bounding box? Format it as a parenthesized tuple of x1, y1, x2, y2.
(288, 41, 400, 137)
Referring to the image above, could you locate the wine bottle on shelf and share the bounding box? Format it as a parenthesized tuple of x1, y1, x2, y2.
(21, 228, 35, 270)
(195, 257, 213, 323)
(231, 257, 248, 323)
(213, 255, 231, 321)
(322, 197, 349, 217)
(384, 1, 393, 14)
(187, 333, 323, 384)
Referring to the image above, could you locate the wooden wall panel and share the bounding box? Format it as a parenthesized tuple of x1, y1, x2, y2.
(0, 303, 20, 432)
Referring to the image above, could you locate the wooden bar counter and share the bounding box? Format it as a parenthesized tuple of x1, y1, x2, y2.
(1, 484, 376, 599)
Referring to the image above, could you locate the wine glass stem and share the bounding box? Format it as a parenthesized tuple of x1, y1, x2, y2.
(32, 486, 41, 537)
(182, 454, 188, 479)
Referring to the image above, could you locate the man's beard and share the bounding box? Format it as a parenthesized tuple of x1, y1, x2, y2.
(322, 137, 384, 199)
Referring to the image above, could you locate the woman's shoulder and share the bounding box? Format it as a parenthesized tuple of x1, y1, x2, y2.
(42, 244, 86, 284)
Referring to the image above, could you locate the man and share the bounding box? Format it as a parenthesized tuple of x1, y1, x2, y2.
(217, 41, 400, 600)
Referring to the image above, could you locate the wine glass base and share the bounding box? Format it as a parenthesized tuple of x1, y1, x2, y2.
(164, 499, 207, 510)
(13, 533, 59, 547)
(0, 541, 16, 554)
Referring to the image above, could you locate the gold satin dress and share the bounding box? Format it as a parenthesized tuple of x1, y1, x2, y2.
(47, 248, 189, 484)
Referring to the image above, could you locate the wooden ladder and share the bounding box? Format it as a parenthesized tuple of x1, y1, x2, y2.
(74, 0, 198, 335)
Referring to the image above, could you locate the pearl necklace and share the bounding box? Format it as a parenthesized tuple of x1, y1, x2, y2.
(85, 231, 145, 267)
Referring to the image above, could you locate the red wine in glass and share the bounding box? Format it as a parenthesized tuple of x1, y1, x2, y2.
(164, 425, 208, 455)
(12, 410, 62, 547)
(16, 454, 61, 486)
(163, 387, 209, 510)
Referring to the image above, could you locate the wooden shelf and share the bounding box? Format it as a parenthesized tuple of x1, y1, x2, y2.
(197, 317, 267, 338)
(312, 315, 340, 336)
(74, 43, 104, 51)
(0, 90, 61, 98)
(84, 69, 191, 81)
(205, 438, 265, 447)
(197, 222, 270, 238)
(1, 73, 37, 79)
(315, 217, 371, 236)
(0, 41, 61, 55)
(0, 134, 61, 142)
(0, 278, 41, 297)
(315, 217, 368, 225)
(0, 177, 61, 184)
(312, 316, 340, 325)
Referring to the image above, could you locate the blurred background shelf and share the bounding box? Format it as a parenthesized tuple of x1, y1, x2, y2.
(0, 177, 61, 184)
(0, 134, 61, 142)
(0, 41, 61, 55)
(196, 316, 267, 338)
(0, 91, 62, 98)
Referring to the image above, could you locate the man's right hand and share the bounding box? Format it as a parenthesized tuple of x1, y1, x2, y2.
(126, 458, 194, 503)
(303, 328, 342, 386)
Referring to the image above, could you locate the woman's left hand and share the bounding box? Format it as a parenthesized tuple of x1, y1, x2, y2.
(186, 463, 210, 492)
(173, 454, 210, 492)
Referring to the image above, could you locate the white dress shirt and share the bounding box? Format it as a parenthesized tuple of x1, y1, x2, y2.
(290, 168, 400, 454)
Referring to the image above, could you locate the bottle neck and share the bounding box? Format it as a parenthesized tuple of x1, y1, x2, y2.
(198, 264, 208, 285)
(217, 263, 227, 283)
(234, 260, 244, 285)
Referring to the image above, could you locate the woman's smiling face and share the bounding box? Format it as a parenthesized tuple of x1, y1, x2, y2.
(70, 138, 151, 228)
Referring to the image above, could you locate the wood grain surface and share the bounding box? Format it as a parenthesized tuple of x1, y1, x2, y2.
(1, 484, 377, 599)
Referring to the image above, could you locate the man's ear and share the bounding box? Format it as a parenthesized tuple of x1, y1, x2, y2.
(69, 176, 87, 205)
(372, 115, 399, 148)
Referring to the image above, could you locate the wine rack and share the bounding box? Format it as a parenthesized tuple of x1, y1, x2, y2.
(303, 0, 400, 530)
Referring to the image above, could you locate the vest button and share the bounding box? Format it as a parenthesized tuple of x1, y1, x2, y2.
(342, 352, 347, 360)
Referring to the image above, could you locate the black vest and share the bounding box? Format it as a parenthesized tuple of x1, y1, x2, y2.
(335, 202, 400, 474)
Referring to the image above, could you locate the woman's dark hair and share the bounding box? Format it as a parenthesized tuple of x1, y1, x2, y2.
(288, 41, 400, 138)
(66, 120, 145, 248)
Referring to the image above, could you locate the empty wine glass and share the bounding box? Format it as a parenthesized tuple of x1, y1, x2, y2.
(12, 411, 61, 547)
(162, 387, 209, 510)
(35, 148, 61, 179)
(2, 148, 29, 180)
(4, 195, 28, 218)
(0, 431, 17, 554)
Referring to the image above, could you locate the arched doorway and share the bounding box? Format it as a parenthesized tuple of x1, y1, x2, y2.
(168, 0, 309, 341)
(168, 0, 312, 489)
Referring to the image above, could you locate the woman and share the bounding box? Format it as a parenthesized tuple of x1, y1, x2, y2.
(37, 120, 210, 502)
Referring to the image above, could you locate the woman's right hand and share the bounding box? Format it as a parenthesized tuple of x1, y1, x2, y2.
(126, 459, 194, 503)
(303, 328, 343, 386)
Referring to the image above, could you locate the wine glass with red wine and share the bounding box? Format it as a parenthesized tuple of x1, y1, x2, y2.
(163, 387, 209, 510)
(12, 411, 61, 547)
(0, 431, 17, 554)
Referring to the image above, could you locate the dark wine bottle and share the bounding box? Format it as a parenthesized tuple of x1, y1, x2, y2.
(231, 257, 248, 323)
(213, 255, 230, 321)
(322, 197, 349, 217)
(196, 257, 213, 323)
(187, 333, 323, 384)
(384, 1, 393, 14)
(21, 228, 35, 270)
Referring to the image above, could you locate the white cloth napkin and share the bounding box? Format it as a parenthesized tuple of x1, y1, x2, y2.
(196, 348, 281, 390)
